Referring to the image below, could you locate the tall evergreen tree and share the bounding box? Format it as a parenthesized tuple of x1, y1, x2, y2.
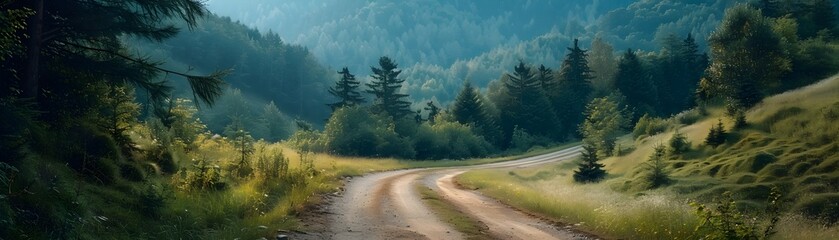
(500, 61, 560, 141)
(452, 81, 501, 145)
(614, 48, 656, 118)
(366, 56, 412, 119)
(536, 64, 555, 91)
(328, 67, 365, 112)
(555, 39, 594, 136)
(706, 5, 790, 117)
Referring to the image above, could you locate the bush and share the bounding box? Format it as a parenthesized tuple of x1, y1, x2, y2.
(286, 130, 326, 153)
(669, 129, 690, 155)
(174, 158, 225, 191)
(633, 114, 670, 138)
(676, 108, 704, 125)
(692, 187, 781, 239)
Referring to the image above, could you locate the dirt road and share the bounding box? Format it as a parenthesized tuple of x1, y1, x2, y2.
(295, 146, 589, 240)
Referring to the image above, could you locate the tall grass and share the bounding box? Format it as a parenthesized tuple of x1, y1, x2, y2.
(458, 169, 700, 239)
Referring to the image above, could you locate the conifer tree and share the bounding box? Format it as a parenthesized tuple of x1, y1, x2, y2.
(328, 67, 365, 112)
(500, 61, 560, 140)
(366, 56, 412, 119)
(555, 39, 594, 136)
(705, 119, 727, 148)
(6, 0, 227, 107)
(614, 48, 656, 117)
(452, 81, 501, 145)
(573, 145, 607, 183)
(536, 64, 555, 92)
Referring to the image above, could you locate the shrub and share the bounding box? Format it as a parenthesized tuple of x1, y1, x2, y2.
(633, 114, 670, 138)
(286, 130, 326, 153)
(676, 108, 704, 125)
(691, 187, 782, 239)
(174, 158, 225, 191)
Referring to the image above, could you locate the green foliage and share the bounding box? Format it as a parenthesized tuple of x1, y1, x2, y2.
(643, 145, 670, 189)
(257, 101, 293, 142)
(253, 146, 289, 181)
(573, 145, 607, 183)
(174, 158, 225, 191)
(224, 118, 255, 178)
(587, 37, 618, 97)
(668, 129, 690, 155)
(320, 106, 414, 158)
(706, 119, 728, 148)
(286, 129, 327, 153)
(706, 4, 791, 115)
(328, 67, 365, 111)
(136, 183, 172, 219)
(581, 96, 628, 157)
(615, 48, 657, 116)
(366, 56, 413, 119)
(499, 61, 560, 142)
(632, 114, 670, 138)
(414, 121, 493, 160)
(554, 39, 595, 136)
(691, 188, 782, 240)
(452, 81, 501, 145)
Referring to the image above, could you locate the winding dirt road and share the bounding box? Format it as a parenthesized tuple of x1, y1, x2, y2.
(296, 146, 590, 240)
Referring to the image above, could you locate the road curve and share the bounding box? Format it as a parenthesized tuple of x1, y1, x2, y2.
(300, 146, 586, 240)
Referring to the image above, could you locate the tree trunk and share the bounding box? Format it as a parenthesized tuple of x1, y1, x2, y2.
(23, 0, 44, 99)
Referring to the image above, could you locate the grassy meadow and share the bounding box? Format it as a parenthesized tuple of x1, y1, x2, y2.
(457, 75, 839, 239)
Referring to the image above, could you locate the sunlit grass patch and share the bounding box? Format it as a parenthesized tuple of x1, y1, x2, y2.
(458, 169, 700, 239)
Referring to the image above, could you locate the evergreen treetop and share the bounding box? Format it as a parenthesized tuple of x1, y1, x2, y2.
(328, 67, 365, 111)
(366, 56, 412, 119)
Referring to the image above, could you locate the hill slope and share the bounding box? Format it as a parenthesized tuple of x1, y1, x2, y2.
(609, 74, 839, 220)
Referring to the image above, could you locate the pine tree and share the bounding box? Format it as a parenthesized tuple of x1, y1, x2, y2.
(536, 64, 555, 92)
(573, 145, 607, 183)
(452, 81, 501, 145)
(555, 39, 594, 136)
(225, 117, 255, 177)
(501, 61, 560, 140)
(614, 48, 656, 117)
(705, 119, 727, 148)
(366, 56, 412, 119)
(6, 0, 227, 106)
(328, 67, 365, 112)
(644, 144, 670, 189)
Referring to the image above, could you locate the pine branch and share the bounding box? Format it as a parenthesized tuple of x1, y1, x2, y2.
(58, 40, 229, 106)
